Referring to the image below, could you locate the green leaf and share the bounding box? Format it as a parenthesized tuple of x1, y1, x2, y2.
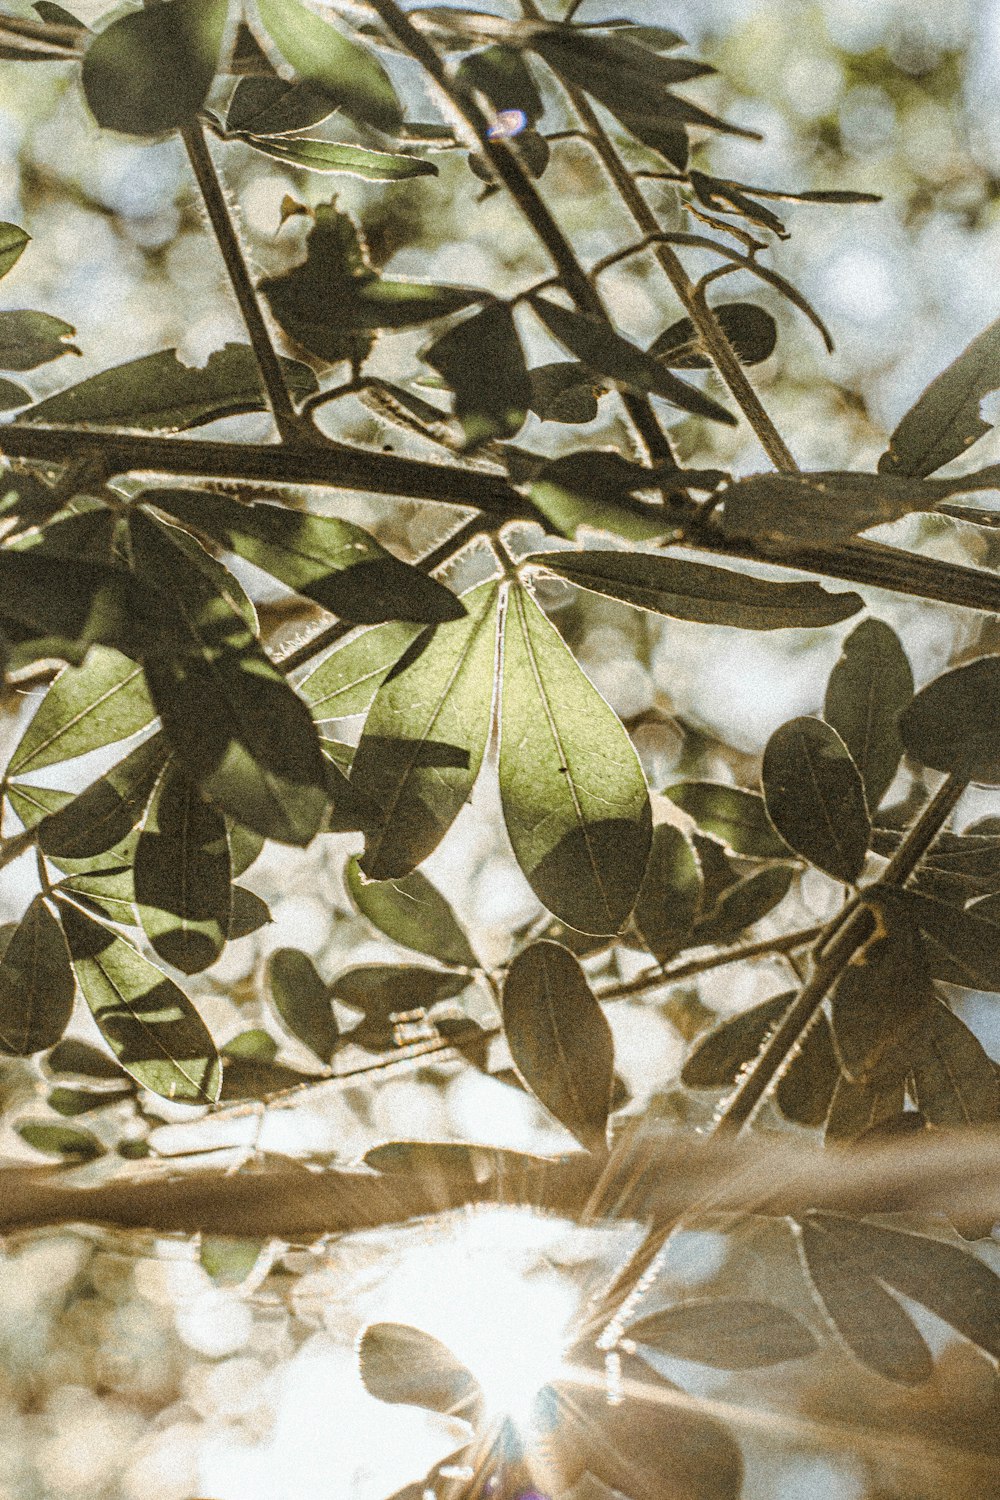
(682, 991, 791, 1088)
(879, 314, 1000, 477)
(456, 44, 544, 122)
(424, 302, 530, 445)
(46, 1037, 121, 1079)
(351, 582, 500, 879)
(627, 1298, 817, 1369)
(910, 1003, 999, 1126)
(693, 862, 794, 945)
(0, 310, 78, 370)
(502, 939, 614, 1151)
(358, 1323, 482, 1418)
(896, 890, 1000, 991)
(33, 2, 87, 27)
(240, 134, 437, 180)
(775, 1015, 840, 1128)
(9, 646, 155, 777)
(0, 223, 29, 281)
(829, 907, 936, 1082)
(146, 489, 464, 626)
(299, 620, 423, 721)
(221, 1029, 278, 1062)
(57, 899, 221, 1104)
(227, 886, 271, 939)
(0, 896, 75, 1056)
(267, 947, 337, 1064)
(82, 0, 227, 136)
(17, 1120, 104, 1162)
(525, 550, 862, 630)
(632, 823, 701, 964)
(648, 302, 777, 368)
(825, 1075, 906, 1143)
(227, 822, 265, 877)
(332, 964, 468, 1029)
(762, 717, 870, 883)
(527, 361, 600, 424)
(200, 1236, 266, 1287)
(37, 736, 167, 860)
(525, 452, 671, 542)
(25, 343, 318, 430)
(226, 76, 338, 135)
(134, 764, 232, 975)
(530, 295, 736, 424)
(824, 619, 913, 812)
(48, 1085, 133, 1115)
(128, 511, 330, 847)
(665, 781, 790, 858)
(0, 377, 30, 410)
(899, 655, 1000, 785)
(346, 857, 477, 968)
(255, 0, 402, 134)
(500, 584, 651, 934)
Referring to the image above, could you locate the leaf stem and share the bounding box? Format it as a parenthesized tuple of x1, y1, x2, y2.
(596, 922, 826, 1001)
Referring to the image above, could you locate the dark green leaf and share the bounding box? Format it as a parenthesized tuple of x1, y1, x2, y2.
(0, 223, 29, 281)
(25, 343, 317, 430)
(82, 0, 226, 136)
(898, 890, 1000, 991)
(0, 377, 30, 409)
(37, 736, 167, 860)
(762, 717, 870, 883)
(227, 887, 271, 938)
(648, 303, 777, 368)
(830, 907, 937, 1082)
(526, 550, 862, 629)
(910, 1003, 999, 1126)
(48, 1085, 133, 1115)
(146, 489, 464, 626)
(425, 302, 530, 445)
(775, 1015, 840, 1127)
(255, 0, 401, 133)
(0, 896, 74, 1056)
(527, 361, 600, 424)
(358, 1323, 482, 1419)
(226, 76, 336, 134)
(239, 135, 437, 180)
(334, 964, 468, 1028)
(299, 620, 423, 721)
(0, 310, 78, 370)
(530, 295, 736, 424)
(824, 619, 913, 812)
(267, 947, 337, 1064)
(627, 1297, 817, 1369)
(694, 862, 794, 945)
(526, 452, 671, 542)
(57, 899, 221, 1104)
(666, 782, 795, 857)
(46, 1038, 121, 1079)
(879, 314, 1000, 477)
(825, 1075, 906, 1142)
(900, 655, 1000, 785)
(134, 764, 232, 975)
(346, 857, 477, 968)
(34, 2, 87, 26)
(632, 822, 701, 964)
(9, 647, 155, 776)
(17, 1120, 104, 1162)
(351, 582, 500, 879)
(502, 940, 614, 1151)
(682, 991, 792, 1088)
(456, 44, 544, 122)
(500, 583, 651, 934)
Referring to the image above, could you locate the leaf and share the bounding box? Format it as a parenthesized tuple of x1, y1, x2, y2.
(456, 43, 544, 123)
(424, 302, 530, 445)
(665, 782, 793, 858)
(0, 310, 78, 370)
(37, 736, 167, 860)
(829, 907, 937, 1082)
(345, 858, 477, 968)
(147, 489, 464, 626)
(899, 655, 1000, 785)
(226, 76, 338, 135)
(501, 940, 614, 1151)
(48, 1085, 133, 1116)
(333, 964, 468, 1027)
(57, 899, 221, 1104)
(351, 582, 500, 879)
(0, 377, 30, 409)
(682, 992, 792, 1088)
(910, 1003, 1000, 1126)
(227, 886, 271, 939)
(526, 549, 862, 629)
(267, 947, 337, 1064)
(17, 1121, 104, 1162)
(527, 361, 600, 424)
(9, 646, 155, 776)
(220, 1029, 277, 1062)
(0, 222, 29, 280)
(525, 452, 671, 542)
(693, 862, 794, 945)
(228, 823, 265, 877)
(240, 134, 437, 180)
(299, 621, 424, 721)
(358, 1323, 482, 1419)
(255, 0, 401, 133)
(879, 314, 1000, 477)
(530, 295, 736, 424)
(129, 511, 331, 847)
(82, 0, 227, 136)
(0, 896, 75, 1056)
(825, 1075, 907, 1143)
(500, 584, 651, 934)
(632, 823, 701, 964)
(134, 764, 232, 975)
(649, 302, 777, 368)
(25, 343, 318, 430)
(762, 717, 870, 883)
(200, 1236, 266, 1287)
(46, 1037, 121, 1079)
(824, 619, 913, 812)
(627, 1298, 817, 1369)
(797, 1215, 933, 1384)
(897, 890, 1000, 991)
(775, 1015, 840, 1128)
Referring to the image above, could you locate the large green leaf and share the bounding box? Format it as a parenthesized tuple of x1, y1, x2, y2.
(239, 135, 437, 180)
(530, 295, 736, 424)
(25, 343, 317, 430)
(358, 1323, 482, 1418)
(762, 717, 870, 883)
(255, 0, 401, 133)
(524, 549, 862, 629)
(424, 302, 531, 445)
(500, 584, 651, 934)
(82, 0, 227, 136)
(879, 314, 1000, 477)
(146, 489, 464, 626)
(627, 1298, 817, 1369)
(896, 890, 1000, 991)
(345, 857, 477, 968)
(829, 906, 936, 1082)
(0, 896, 74, 1056)
(298, 621, 423, 721)
(502, 939, 614, 1152)
(665, 781, 790, 858)
(899, 655, 1000, 785)
(267, 947, 338, 1064)
(134, 764, 232, 975)
(0, 310, 77, 369)
(226, 75, 338, 135)
(824, 619, 913, 812)
(57, 899, 220, 1103)
(36, 735, 167, 860)
(910, 1003, 999, 1126)
(128, 511, 331, 846)
(350, 582, 500, 879)
(0, 223, 29, 281)
(632, 822, 701, 964)
(9, 646, 155, 776)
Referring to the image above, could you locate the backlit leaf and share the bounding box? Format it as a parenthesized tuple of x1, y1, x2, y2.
(0, 896, 74, 1056)
(682, 991, 792, 1088)
(346, 857, 477, 968)
(299, 621, 424, 721)
(358, 1323, 482, 1419)
(37, 735, 167, 860)
(900, 655, 1000, 785)
(627, 1297, 817, 1369)
(694, 863, 793, 945)
(762, 717, 870, 883)
(910, 1003, 999, 1126)
(268, 947, 337, 1064)
(879, 314, 1000, 477)
(17, 1120, 103, 1161)
(424, 302, 530, 445)
(0, 310, 77, 370)
(46, 1037, 121, 1079)
(9, 646, 155, 776)
(898, 890, 1000, 991)
(825, 1075, 906, 1143)
(0, 377, 30, 409)
(226, 75, 338, 135)
(456, 43, 544, 123)
(227, 886, 271, 939)
(830, 907, 936, 1082)
(648, 302, 777, 368)
(527, 361, 600, 424)
(775, 1015, 840, 1128)
(255, 0, 402, 133)
(525, 452, 671, 542)
(82, 0, 227, 136)
(824, 619, 913, 812)
(333, 964, 468, 1029)
(0, 222, 29, 280)
(239, 135, 437, 180)
(665, 782, 791, 858)
(134, 764, 232, 975)
(632, 823, 701, 964)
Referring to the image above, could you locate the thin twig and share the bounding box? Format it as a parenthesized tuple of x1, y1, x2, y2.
(596, 922, 826, 1001)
